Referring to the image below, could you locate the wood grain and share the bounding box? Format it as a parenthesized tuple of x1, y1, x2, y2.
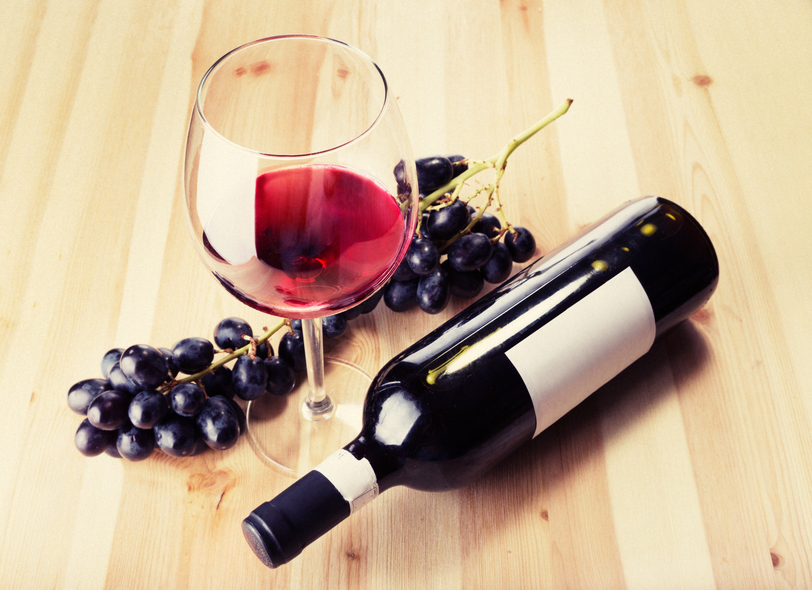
(2, 1, 811, 588)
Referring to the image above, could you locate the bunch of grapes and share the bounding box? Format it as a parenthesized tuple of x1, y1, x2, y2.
(385, 154, 537, 315)
(68, 318, 310, 461)
(383, 98, 573, 315)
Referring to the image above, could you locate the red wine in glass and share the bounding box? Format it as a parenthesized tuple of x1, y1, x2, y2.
(207, 164, 408, 319)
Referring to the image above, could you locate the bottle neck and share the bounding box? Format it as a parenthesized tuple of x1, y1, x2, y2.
(344, 433, 405, 493)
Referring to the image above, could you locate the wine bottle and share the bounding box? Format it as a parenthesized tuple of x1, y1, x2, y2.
(242, 196, 719, 568)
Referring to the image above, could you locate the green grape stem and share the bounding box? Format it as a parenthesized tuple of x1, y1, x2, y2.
(164, 318, 287, 390)
(418, 98, 573, 215)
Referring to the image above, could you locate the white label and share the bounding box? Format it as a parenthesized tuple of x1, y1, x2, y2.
(506, 267, 656, 438)
(315, 449, 379, 513)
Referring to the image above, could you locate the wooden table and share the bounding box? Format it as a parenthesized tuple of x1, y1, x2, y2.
(2, 1, 811, 588)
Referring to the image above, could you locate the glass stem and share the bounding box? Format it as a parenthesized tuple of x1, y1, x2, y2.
(301, 318, 335, 421)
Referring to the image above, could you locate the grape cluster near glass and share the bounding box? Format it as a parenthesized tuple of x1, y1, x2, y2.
(387, 154, 537, 315)
(70, 318, 297, 460)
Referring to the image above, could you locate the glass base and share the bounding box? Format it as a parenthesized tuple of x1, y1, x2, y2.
(245, 357, 371, 477)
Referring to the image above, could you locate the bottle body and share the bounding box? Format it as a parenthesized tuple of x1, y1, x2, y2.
(243, 196, 719, 567)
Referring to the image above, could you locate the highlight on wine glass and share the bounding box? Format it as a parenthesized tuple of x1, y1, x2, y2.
(183, 35, 419, 475)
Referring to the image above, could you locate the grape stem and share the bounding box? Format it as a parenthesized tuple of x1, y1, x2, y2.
(163, 319, 287, 390)
(418, 98, 573, 215)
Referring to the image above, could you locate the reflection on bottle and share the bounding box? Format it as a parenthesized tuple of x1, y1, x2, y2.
(373, 391, 422, 446)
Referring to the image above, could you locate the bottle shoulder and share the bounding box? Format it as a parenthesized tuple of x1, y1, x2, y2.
(355, 353, 535, 490)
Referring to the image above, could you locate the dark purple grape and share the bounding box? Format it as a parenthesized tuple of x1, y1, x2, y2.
(392, 255, 418, 281)
(426, 199, 470, 240)
(443, 260, 485, 299)
(419, 211, 433, 239)
(393, 159, 407, 185)
(105, 444, 122, 459)
(447, 233, 493, 272)
(170, 382, 206, 417)
(203, 394, 230, 411)
(214, 317, 253, 350)
(472, 213, 502, 239)
(116, 425, 155, 462)
(159, 347, 179, 378)
(101, 348, 124, 378)
(384, 278, 419, 312)
(87, 390, 131, 431)
(406, 237, 440, 275)
(120, 344, 170, 389)
(340, 306, 362, 321)
(480, 242, 513, 284)
(128, 389, 169, 429)
(256, 341, 272, 359)
(415, 156, 453, 192)
(322, 314, 347, 339)
(108, 362, 141, 396)
(393, 159, 411, 196)
(289, 319, 303, 332)
(195, 397, 241, 451)
(278, 331, 306, 372)
(357, 288, 384, 314)
(416, 267, 450, 314)
(172, 337, 215, 374)
(75, 419, 117, 457)
(227, 400, 247, 436)
(153, 414, 197, 457)
(208, 395, 247, 436)
(200, 366, 235, 399)
(446, 154, 468, 178)
(505, 226, 537, 262)
(67, 378, 109, 415)
(189, 437, 208, 456)
(232, 355, 268, 400)
(264, 356, 296, 396)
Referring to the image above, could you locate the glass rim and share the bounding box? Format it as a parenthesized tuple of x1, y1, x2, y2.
(194, 34, 390, 159)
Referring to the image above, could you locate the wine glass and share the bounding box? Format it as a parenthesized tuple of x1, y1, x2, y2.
(183, 36, 418, 475)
